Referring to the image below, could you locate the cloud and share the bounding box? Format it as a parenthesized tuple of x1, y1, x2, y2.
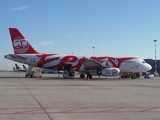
(11, 5, 28, 10)
(41, 41, 54, 46)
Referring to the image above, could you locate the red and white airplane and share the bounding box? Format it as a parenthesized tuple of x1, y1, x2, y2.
(5, 28, 152, 78)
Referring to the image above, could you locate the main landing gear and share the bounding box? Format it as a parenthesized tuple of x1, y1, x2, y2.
(80, 73, 92, 79)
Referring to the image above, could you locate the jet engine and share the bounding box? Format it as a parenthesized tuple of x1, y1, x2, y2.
(97, 67, 120, 76)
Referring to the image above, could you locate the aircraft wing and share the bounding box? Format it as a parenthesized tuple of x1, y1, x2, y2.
(84, 59, 104, 68)
(9, 54, 27, 60)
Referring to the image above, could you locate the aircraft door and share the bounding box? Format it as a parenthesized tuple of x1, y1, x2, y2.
(64, 62, 73, 72)
(134, 60, 139, 68)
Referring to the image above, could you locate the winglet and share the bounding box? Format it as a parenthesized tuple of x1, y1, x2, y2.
(9, 28, 40, 54)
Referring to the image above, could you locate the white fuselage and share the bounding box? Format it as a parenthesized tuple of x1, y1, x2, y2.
(5, 54, 152, 73)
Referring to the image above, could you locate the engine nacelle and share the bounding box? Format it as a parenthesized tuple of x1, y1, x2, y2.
(97, 67, 120, 76)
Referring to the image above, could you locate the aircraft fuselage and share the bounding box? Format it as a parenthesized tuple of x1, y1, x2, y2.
(5, 54, 151, 73)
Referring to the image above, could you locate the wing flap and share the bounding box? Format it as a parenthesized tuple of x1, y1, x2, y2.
(84, 59, 103, 68)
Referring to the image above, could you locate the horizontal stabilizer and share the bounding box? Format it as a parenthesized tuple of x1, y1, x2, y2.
(9, 54, 27, 60)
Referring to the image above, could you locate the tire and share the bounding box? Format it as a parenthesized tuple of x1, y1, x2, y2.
(80, 74, 85, 79)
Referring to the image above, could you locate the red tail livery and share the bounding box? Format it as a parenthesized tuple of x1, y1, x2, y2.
(9, 28, 39, 54)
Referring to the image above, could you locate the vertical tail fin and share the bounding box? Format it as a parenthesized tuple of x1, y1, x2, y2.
(9, 28, 40, 54)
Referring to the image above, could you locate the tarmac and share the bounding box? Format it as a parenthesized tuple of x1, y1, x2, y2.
(0, 72, 160, 120)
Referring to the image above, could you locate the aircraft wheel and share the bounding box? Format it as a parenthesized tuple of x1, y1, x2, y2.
(80, 74, 85, 78)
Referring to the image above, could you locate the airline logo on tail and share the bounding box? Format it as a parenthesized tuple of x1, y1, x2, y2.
(13, 37, 29, 54)
(9, 28, 39, 54)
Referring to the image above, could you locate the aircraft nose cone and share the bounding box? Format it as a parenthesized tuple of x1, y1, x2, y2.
(147, 64, 152, 71)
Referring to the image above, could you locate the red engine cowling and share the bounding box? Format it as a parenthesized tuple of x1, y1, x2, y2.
(97, 67, 120, 76)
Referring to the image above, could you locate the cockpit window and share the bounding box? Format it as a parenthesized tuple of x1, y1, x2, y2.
(142, 61, 146, 63)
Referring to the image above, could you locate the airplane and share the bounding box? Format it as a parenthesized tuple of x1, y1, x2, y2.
(4, 28, 152, 79)
(14, 63, 27, 72)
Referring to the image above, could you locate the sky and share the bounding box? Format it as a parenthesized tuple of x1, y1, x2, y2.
(1, 0, 160, 70)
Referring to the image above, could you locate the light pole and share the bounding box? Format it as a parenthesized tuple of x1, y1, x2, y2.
(153, 40, 157, 73)
(92, 47, 95, 55)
